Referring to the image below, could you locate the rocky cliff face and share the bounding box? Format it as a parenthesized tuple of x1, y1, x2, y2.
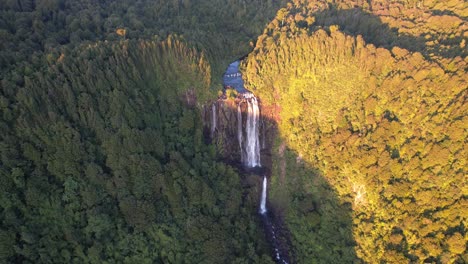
(203, 93, 294, 263)
(202, 94, 278, 170)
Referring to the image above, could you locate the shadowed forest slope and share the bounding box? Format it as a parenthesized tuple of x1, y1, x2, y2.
(204, 94, 360, 263)
(0, 37, 278, 263)
(0, 0, 288, 82)
(243, 0, 467, 263)
(0, 1, 297, 262)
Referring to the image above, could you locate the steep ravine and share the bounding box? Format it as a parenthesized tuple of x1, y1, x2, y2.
(203, 61, 292, 263)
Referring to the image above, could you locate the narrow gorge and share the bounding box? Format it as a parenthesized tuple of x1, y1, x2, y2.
(204, 61, 291, 263)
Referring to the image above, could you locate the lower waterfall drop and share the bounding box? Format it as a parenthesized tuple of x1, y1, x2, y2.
(260, 176, 267, 214)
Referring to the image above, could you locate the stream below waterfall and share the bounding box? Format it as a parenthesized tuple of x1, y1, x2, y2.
(221, 60, 291, 264)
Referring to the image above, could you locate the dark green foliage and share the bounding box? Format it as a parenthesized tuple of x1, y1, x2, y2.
(268, 146, 358, 263)
(0, 38, 271, 263)
(0, 0, 288, 83)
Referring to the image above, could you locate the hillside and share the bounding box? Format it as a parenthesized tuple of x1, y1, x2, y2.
(243, 0, 467, 263)
(0, 0, 288, 82)
(0, 0, 290, 262)
(1, 0, 466, 263)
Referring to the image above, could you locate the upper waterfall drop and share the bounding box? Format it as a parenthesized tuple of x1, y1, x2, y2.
(245, 93, 261, 168)
(223, 60, 262, 168)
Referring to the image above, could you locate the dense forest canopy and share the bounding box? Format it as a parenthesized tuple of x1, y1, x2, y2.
(1, 36, 279, 263)
(0, 0, 287, 81)
(1, 0, 290, 262)
(243, 0, 467, 263)
(1, 0, 467, 263)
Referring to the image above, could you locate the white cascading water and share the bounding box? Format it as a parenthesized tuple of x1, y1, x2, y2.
(211, 104, 216, 137)
(260, 176, 267, 214)
(223, 61, 288, 264)
(237, 104, 243, 163)
(245, 94, 261, 167)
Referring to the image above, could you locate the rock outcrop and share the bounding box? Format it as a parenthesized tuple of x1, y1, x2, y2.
(203, 93, 278, 170)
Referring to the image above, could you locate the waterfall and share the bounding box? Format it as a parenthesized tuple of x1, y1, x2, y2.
(237, 104, 243, 163)
(211, 103, 216, 137)
(260, 176, 267, 214)
(245, 95, 261, 167)
(260, 176, 289, 264)
(223, 61, 289, 264)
